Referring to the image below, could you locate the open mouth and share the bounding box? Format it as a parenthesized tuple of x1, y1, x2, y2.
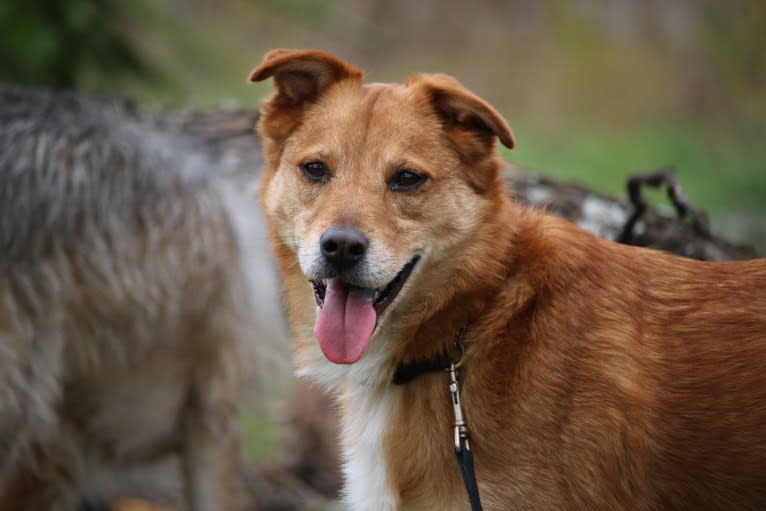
(310, 255, 420, 365)
(311, 255, 420, 317)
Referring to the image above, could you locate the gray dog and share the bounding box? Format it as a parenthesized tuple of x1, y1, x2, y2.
(0, 87, 281, 510)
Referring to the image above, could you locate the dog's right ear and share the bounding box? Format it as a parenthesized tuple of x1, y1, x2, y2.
(249, 49, 363, 144)
(249, 48, 363, 104)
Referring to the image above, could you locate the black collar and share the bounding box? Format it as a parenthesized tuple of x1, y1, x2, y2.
(391, 351, 451, 385)
(391, 326, 468, 385)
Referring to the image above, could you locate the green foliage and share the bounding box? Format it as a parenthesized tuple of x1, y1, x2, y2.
(508, 123, 764, 210)
(240, 410, 279, 462)
(0, 0, 147, 88)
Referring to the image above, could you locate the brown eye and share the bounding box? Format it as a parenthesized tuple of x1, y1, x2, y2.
(389, 170, 427, 191)
(300, 161, 330, 183)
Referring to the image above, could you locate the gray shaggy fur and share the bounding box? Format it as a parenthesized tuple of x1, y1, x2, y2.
(0, 86, 282, 510)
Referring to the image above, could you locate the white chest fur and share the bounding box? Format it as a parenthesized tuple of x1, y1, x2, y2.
(296, 324, 406, 509)
(342, 384, 401, 511)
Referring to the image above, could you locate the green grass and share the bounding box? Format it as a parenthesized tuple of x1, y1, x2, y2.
(240, 409, 280, 462)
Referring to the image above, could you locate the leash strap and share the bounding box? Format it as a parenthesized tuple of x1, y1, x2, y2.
(455, 446, 483, 511)
(449, 361, 484, 511)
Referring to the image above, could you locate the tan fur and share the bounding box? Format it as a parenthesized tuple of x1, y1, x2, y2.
(251, 49, 766, 510)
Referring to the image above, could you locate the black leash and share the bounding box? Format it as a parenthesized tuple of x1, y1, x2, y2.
(455, 441, 483, 511)
(392, 328, 484, 511)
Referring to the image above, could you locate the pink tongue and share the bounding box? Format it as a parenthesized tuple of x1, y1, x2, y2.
(314, 278, 377, 364)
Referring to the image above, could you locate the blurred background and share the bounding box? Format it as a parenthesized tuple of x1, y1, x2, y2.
(1, 0, 764, 250)
(2, 0, 764, 252)
(0, 2, 763, 507)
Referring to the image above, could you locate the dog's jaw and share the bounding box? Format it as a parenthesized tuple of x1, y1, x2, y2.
(310, 255, 421, 316)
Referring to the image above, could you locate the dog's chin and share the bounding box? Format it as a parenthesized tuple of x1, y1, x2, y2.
(310, 254, 421, 332)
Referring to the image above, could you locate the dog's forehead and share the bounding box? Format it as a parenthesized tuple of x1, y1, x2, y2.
(323, 81, 410, 111)
(296, 81, 444, 159)
(313, 82, 433, 135)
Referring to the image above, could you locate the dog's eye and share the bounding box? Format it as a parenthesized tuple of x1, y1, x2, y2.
(389, 170, 427, 191)
(300, 161, 330, 183)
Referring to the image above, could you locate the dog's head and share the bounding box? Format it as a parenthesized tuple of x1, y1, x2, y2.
(250, 49, 514, 369)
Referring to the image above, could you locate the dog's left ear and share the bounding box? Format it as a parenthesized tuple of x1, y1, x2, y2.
(409, 73, 515, 155)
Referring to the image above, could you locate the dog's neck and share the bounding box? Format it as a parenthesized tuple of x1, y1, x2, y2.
(387, 198, 523, 376)
(388, 282, 507, 386)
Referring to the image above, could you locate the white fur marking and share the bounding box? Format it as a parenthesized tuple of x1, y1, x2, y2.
(343, 384, 400, 511)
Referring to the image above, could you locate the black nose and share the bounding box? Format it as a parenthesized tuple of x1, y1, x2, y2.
(320, 226, 369, 270)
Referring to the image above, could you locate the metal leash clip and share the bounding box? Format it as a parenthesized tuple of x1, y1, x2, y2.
(449, 361, 470, 453)
(445, 326, 484, 511)
(446, 326, 484, 511)
(448, 326, 470, 453)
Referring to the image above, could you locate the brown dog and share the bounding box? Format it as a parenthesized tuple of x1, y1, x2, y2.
(250, 49, 766, 510)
